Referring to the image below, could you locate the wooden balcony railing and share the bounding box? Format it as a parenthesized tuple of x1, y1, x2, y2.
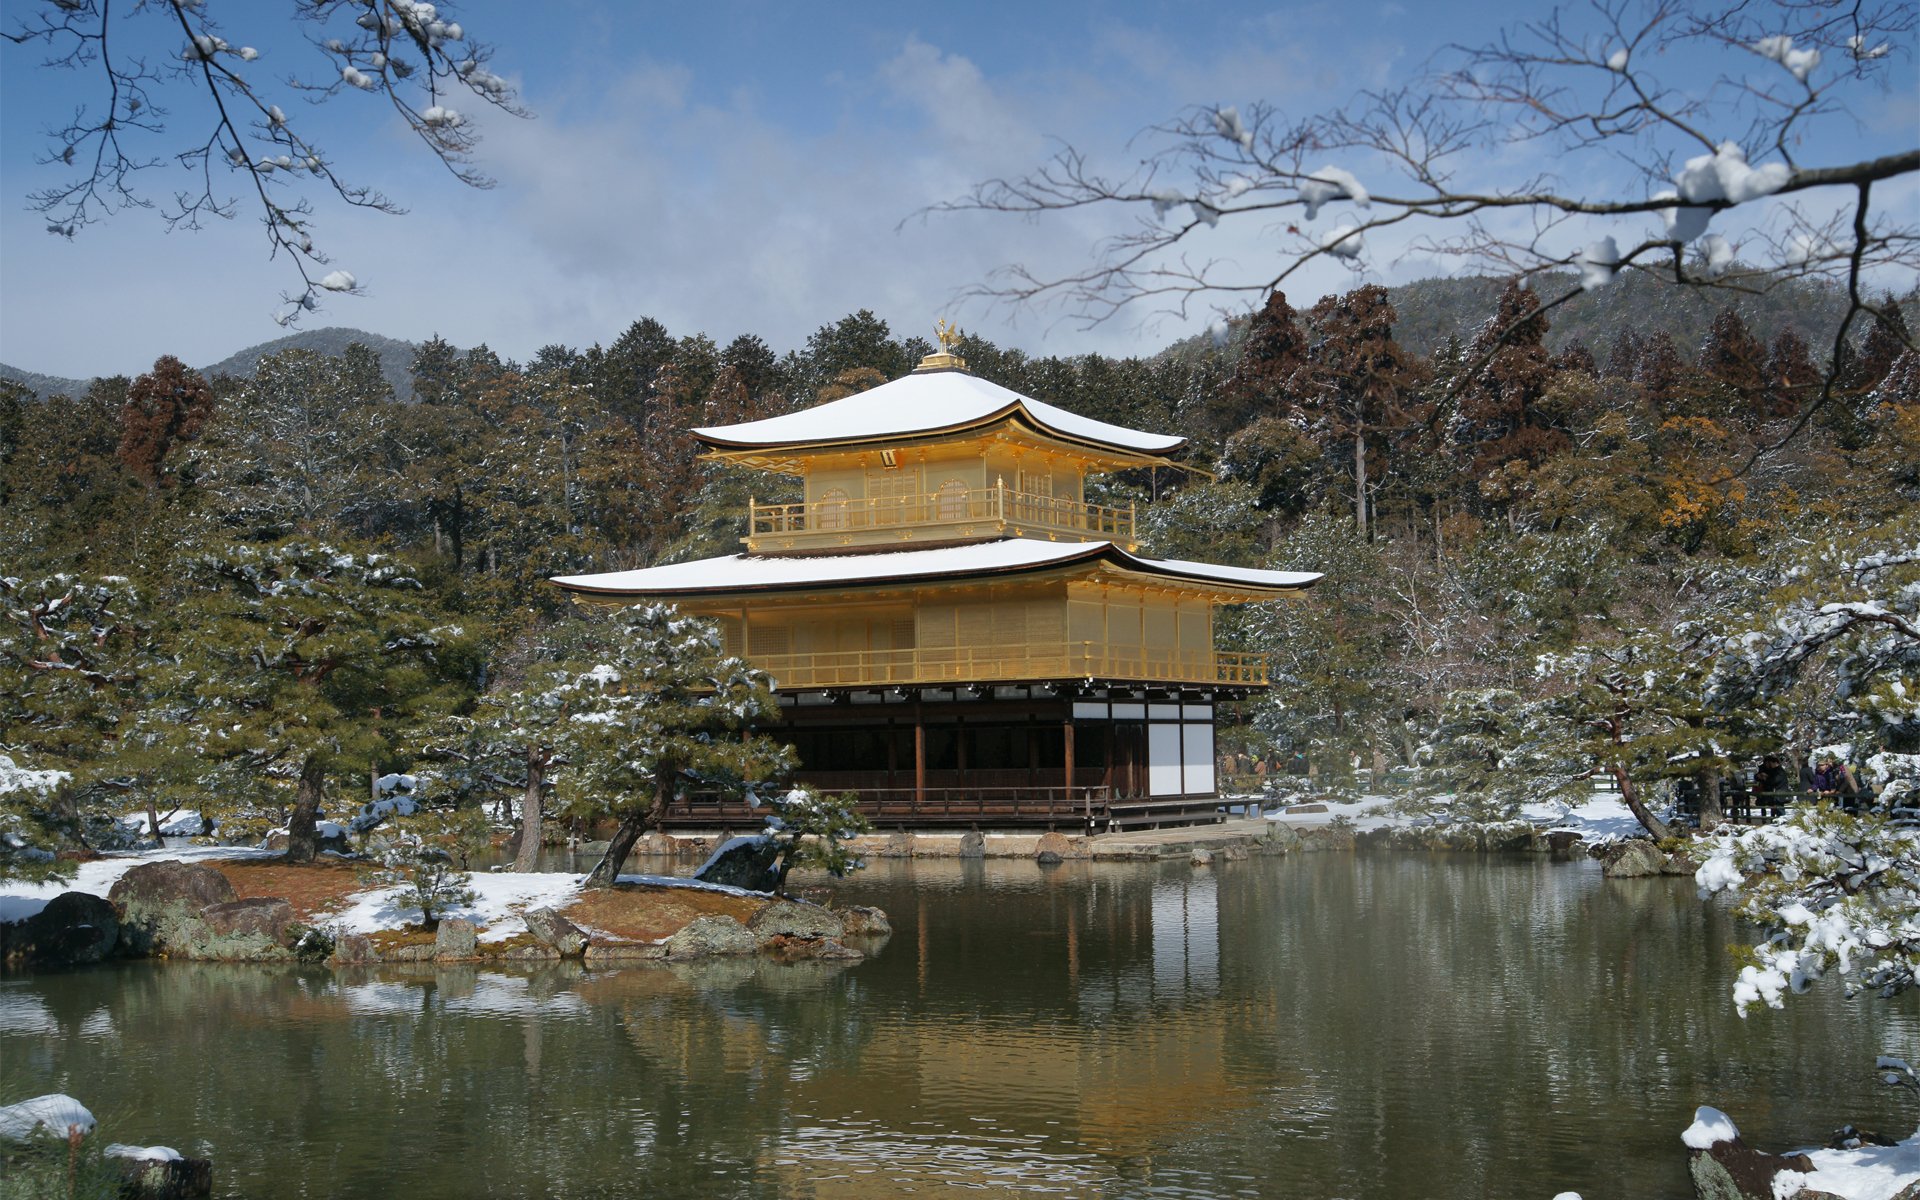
(750, 643, 1267, 690)
(746, 483, 1135, 550)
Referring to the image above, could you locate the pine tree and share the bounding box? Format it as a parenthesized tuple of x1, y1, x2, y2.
(1295, 284, 1426, 538)
(560, 604, 791, 888)
(0, 574, 155, 873)
(1762, 329, 1820, 419)
(410, 335, 463, 406)
(155, 540, 473, 863)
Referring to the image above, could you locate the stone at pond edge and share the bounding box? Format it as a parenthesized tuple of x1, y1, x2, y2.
(957, 830, 986, 859)
(662, 914, 758, 959)
(693, 835, 781, 892)
(747, 900, 845, 943)
(1602, 839, 1685, 879)
(329, 933, 376, 965)
(108, 861, 236, 955)
(6, 891, 121, 967)
(877, 831, 916, 859)
(524, 907, 588, 957)
(583, 941, 666, 965)
(200, 897, 294, 942)
(119, 1154, 213, 1200)
(1190, 849, 1215, 867)
(838, 905, 891, 937)
(499, 942, 562, 961)
(1686, 1135, 1820, 1200)
(1033, 831, 1083, 861)
(1297, 825, 1356, 853)
(186, 897, 297, 961)
(435, 918, 479, 960)
(1546, 830, 1584, 860)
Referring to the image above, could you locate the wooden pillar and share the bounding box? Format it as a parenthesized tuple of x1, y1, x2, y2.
(914, 704, 927, 810)
(1064, 717, 1076, 819)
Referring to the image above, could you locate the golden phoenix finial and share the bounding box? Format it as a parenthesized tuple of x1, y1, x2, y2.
(935, 318, 963, 353)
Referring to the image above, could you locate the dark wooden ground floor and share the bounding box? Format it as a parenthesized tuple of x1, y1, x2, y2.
(661, 683, 1247, 832)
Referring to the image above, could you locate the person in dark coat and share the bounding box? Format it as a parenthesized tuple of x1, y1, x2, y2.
(1753, 754, 1788, 797)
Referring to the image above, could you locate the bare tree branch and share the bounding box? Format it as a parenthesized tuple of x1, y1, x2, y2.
(5, 0, 531, 323)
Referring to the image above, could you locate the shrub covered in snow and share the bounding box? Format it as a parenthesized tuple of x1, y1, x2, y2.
(756, 786, 870, 894)
(1695, 804, 1920, 1013)
(356, 806, 484, 927)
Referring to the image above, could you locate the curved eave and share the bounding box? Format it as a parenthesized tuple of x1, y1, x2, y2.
(695, 401, 1188, 467)
(550, 543, 1321, 605)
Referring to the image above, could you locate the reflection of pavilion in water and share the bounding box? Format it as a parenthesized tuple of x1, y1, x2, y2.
(769, 870, 1265, 1182)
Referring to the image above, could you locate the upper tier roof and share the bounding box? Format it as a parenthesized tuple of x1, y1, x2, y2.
(693, 369, 1187, 458)
(551, 540, 1320, 601)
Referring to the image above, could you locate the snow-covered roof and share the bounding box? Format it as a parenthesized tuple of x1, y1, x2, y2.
(694, 369, 1186, 458)
(551, 541, 1320, 599)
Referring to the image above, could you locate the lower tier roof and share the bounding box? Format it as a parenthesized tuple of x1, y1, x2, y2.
(550, 540, 1321, 602)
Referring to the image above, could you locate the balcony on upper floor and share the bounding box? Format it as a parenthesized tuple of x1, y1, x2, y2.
(747, 642, 1267, 691)
(744, 482, 1136, 554)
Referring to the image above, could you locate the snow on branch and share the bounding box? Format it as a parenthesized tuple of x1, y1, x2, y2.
(3, 0, 529, 323)
(933, 0, 1916, 459)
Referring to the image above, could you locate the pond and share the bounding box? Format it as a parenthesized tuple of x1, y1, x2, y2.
(3, 853, 1914, 1198)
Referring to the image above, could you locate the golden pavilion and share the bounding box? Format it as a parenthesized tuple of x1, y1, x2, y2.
(550, 330, 1320, 830)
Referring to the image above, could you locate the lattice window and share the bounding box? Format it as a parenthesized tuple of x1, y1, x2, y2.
(935, 479, 969, 521)
(868, 471, 917, 525)
(816, 488, 850, 531)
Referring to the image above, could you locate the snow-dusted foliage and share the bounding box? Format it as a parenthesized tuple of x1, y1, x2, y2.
(0, 754, 73, 883)
(1691, 519, 1920, 1010)
(540, 603, 791, 887)
(1695, 804, 1920, 1013)
(1706, 525, 1920, 763)
(0, 573, 157, 879)
(755, 785, 870, 893)
(355, 804, 486, 926)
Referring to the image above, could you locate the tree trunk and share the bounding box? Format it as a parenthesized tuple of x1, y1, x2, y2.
(1696, 769, 1723, 831)
(514, 751, 544, 873)
(585, 771, 674, 888)
(585, 812, 647, 889)
(1614, 767, 1673, 841)
(1354, 430, 1368, 540)
(146, 795, 162, 841)
(286, 755, 326, 864)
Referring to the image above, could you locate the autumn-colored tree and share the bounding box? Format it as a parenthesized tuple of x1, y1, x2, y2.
(1215, 289, 1310, 432)
(1695, 310, 1768, 424)
(1762, 329, 1820, 419)
(117, 356, 216, 489)
(1453, 280, 1568, 488)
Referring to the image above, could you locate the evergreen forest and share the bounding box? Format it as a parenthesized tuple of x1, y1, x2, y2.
(3, 271, 1917, 865)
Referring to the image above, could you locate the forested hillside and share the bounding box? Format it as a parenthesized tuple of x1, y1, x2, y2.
(0, 326, 431, 405)
(2, 277, 1916, 866)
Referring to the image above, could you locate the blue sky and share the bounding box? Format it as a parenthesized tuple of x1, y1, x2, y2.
(1, 1, 1913, 378)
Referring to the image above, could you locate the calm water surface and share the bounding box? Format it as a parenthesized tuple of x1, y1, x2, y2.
(3, 854, 1916, 1199)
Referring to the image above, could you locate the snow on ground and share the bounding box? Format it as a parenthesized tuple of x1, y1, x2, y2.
(332, 870, 586, 942)
(1520, 796, 1648, 843)
(1252, 792, 1402, 832)
(1784, 1133, 1920, 1200)
(0, 844, 278, 924)
(1685, 1104, 1920, 1200)
(116, 807, 211, 837)
(0, 839, 771, 940)
(1245, 790, 1649, 844)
